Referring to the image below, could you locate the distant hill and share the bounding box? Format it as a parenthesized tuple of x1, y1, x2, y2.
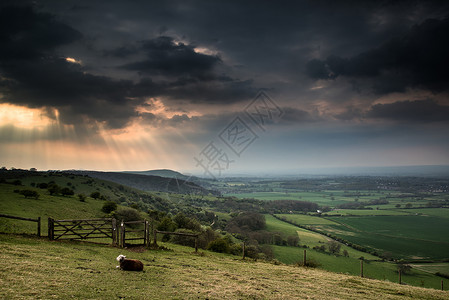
(123, 169, 191, 180)
(68, 170, 219, 195)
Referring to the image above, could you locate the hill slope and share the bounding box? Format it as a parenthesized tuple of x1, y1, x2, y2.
(123, 169, 191, 180)
(68, 170, 218, 195)
(1, 234, 448, 299)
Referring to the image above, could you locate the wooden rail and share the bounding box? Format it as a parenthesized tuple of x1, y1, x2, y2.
(153, 230, 199, 252)
(0, 213, 41, 236)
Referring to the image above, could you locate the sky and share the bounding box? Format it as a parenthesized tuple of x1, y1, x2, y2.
(1, 0, 449, 177)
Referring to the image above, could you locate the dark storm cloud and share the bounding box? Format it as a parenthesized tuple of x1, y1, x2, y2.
(366, 99, 449, 122)
(0, 5, 82, 60)
(306, 16, 449, 94)
(0, 5, 149, 129)
(122, 36, 222, 79)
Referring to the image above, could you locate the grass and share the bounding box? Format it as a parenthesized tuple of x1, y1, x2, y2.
(271, 245, 449, 290)
(264, 214, 449, 290)
(0, 183, 106, 234)
(324, 209, 411, 216)
(325, 215, 449, 260)
(1, 234, 448, 299)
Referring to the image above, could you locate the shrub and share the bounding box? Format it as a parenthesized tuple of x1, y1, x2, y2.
(229, 243, 243, 256)
(37, 183, 48, 189)
(19, 189, 39, 199)
(47, 184, 61, 195)
(328, 240, 341, 254)
(90, 191, 101, 199)
(77, 194, 86, 202)
(287, 235, 300, 247)
(102, 201, 117, 213)
(60, 187, 74, 196)
(114, 207, 142, 222)
(207, 238, 230, 253)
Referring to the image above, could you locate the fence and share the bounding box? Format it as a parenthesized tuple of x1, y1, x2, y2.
(153, 230, 199, 252)
(48, 218, 117, 245)
(0, 213, 41, 236)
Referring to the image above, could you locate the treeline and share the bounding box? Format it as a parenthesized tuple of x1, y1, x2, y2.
(203, 197, 319, 214)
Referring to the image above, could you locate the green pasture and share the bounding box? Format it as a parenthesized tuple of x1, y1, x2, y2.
(325, 215, 449, 260)
(272, 245, 449, 290)
(265, 214, 377, 260)
(410, 263, 449, 275)
(324, 209, 411, 216)
(0, 183, 105, 234)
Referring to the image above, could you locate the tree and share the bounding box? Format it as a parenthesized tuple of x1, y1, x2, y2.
(328, 240, 341, 254)
(405, 203, 413, 209)
(19, 189, 39, 199)
(395, 204, 401, 208)
(78, 194, 86, 202)
(397, 263, 412, 274)
(60, 187, 74, 196)
(102, 201, 117, 213)
(90, 191, 101, 199)
(343, 250, 349, 257)
(287, 235, 299, 247)
(47, 184, 61, 195)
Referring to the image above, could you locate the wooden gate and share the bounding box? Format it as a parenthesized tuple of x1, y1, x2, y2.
(118, 220, 150, 248)
(48, 218, 117, 245)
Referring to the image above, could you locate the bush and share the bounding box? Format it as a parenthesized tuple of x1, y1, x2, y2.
(47, 184, 61, 195)
(37, 183, 48, 189)
(114, 207, 142, 222)
(328, 240, 341, 254)
(102, 201, 117, 213)
(207, 238, 230, 253)
(77, 194, 86, 202)
(19, 189, 39, 199)
(90, 191, 101, 199)
(60, 187, 74, 196)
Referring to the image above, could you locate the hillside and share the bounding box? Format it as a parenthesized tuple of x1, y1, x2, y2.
(67, 170, 218, 196)
(123, 169, 191, 180)
(1, 234, 448, 299)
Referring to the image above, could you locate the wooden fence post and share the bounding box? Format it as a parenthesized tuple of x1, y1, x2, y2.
(398, 270, 402, 284)
(153, 230, 158, 247)
(48, 217, 54, 240)
(360, 259, 364, 278)
(195, 236, 198, 253)
(144, 220, 149, 247)
(111, 218, 117, 246)
(120, 221, 125, 248)
(37, 217, 41, 237)
(303, 249, 307, 266)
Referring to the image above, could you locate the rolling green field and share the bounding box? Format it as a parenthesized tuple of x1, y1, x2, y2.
(264, 215, 449, 290)
(2, 234, 448, 299)
(325, 215, 449, 260)
(0, 183, 106, 234)
(273, 210, 449, 261)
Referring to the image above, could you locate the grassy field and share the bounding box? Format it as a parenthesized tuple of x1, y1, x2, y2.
(0, 183, 106, 234)
(325, 215, 449, 260)
(271, 246, 449, 290)
(1, 234, 448, 299)
(264, 214, 449, 290)
(324, 209, 411, 216)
